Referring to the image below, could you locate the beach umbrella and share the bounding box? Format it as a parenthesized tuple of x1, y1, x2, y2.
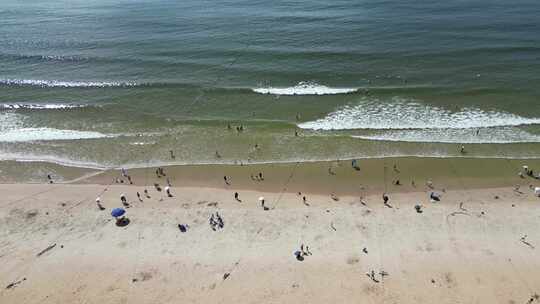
(111, 208, 125, 218)
(95, 197, 101, 203)
(535, 187, 540, 197)
(258, 196, 265, 201)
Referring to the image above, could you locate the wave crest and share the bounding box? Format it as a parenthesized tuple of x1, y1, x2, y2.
(0, 79, 138, 88)
(252, 82, 358, 95)
(0, 103, 92, 110)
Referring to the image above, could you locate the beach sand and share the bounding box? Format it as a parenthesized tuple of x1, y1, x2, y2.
(1, 157, 540, 303)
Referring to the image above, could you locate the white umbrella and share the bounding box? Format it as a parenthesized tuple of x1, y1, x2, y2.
(535, 187, 540, 197)
(258, 196, 265, 201)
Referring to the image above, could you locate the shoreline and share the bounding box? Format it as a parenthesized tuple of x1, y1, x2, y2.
(2, 156, 540, 196)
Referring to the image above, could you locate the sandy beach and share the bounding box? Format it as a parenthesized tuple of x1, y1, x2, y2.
(1, 157, 540, 303)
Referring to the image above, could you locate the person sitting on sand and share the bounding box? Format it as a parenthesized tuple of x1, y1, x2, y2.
(165, 186, 173, 197)
(430, 192, 441, 202)
(95, 197, 105, 210)
(216, 212, 224, 228)
(234, 192, 240, 202)
(136, 192, 142, 202)
(294, 250, 304, 261)
(144, 189, 150, 198)
(209, 215, 217, 231)
(367, 270, 379, 283)
(258, 172, 264, 180)
(224, 175, 230, 185)
(178, 224, 188, 233)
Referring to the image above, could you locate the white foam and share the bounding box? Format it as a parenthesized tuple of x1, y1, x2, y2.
(0, 128, 113, 142)
(0, 103, 90, 110)
(0, 112, 25, 132)
(353, 127, 540, 144)
(0, 79, 137, 88)
(299, 97, 540, 130)
(252, 81, 358, 95)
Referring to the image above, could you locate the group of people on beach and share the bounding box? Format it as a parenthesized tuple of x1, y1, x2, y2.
(227, 123, 244, 132)
(209, 212, 224, 231)
(294, 244, 312, 261)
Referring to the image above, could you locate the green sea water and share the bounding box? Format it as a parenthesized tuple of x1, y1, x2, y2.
(1, 0, 539, 168)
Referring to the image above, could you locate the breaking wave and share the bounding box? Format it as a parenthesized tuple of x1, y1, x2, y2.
(299, 98, 540, 130)
(0, 128, 114, 142)
(0, 103, 93, 110)
(252, 82, 359, 95)
(0, 78, 138, 88)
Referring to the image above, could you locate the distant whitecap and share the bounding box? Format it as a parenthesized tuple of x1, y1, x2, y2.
(252, 81, 358, 95)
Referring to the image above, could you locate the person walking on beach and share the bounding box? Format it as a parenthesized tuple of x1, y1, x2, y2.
(382, 193, 390, 206)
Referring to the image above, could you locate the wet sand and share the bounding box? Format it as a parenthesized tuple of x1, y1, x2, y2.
(1, 157, 540, 303)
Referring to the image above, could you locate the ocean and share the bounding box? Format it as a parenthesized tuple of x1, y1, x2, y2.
(1, 0, 540, 169)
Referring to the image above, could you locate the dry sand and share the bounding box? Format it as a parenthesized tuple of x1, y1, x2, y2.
(1, 158, 540, 303)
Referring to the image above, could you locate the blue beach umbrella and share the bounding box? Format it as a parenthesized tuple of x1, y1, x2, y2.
(111, 208, 125, 218)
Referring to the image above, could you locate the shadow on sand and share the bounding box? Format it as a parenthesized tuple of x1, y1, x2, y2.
(116, 217, 131, 227)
